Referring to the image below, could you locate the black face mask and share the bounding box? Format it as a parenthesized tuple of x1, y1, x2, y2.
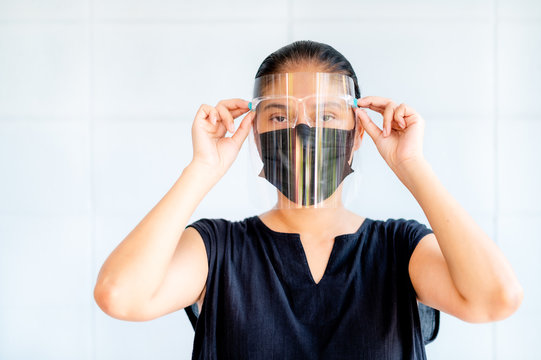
(258, 123, 356, 206)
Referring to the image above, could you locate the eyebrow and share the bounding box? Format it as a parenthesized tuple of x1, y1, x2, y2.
(261, 100, 343, 112)
(262, 103, 289, 112)
(317, 101, 342, 109)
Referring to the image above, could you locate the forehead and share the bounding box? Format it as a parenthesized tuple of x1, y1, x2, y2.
(255, 72, 353, 98)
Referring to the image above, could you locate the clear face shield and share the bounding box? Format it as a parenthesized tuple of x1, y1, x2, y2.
(247, 72, 361, 209)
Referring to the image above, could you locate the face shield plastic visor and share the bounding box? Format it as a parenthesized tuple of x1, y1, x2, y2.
(248, 72, 359, 209)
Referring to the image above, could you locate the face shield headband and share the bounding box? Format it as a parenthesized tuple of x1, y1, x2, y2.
(248, 72, 359, 209)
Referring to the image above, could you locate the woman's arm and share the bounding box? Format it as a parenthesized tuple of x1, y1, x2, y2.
(93, 99, 255, 320)
(356, 96, 523, 322)
(396, 157, 523, 321)
(93, 162, 217, 320)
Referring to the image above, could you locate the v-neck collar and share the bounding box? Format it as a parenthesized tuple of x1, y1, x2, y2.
(252, 215, 372, 286)
(252, 215, 371, 241)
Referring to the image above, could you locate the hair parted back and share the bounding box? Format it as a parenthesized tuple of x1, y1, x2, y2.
(254, 40, 361, 99)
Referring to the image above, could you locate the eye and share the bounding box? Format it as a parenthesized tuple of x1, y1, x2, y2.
(270, 115, 288, 123)
(320, 113, 336, 122)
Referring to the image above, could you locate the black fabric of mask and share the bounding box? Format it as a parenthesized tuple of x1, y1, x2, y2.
(258, 123, 356, 206)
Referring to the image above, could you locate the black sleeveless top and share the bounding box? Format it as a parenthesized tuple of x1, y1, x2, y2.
(184, 215, 435, 359)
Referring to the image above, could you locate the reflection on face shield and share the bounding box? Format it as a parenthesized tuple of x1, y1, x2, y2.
(251, 94, 356, 132)
(258, 123, 356, 207)
(250, 72, 359, 208)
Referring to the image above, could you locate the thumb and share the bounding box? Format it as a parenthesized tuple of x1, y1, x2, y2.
(230, 110, 255, 149)
(356, 108, 382, 140)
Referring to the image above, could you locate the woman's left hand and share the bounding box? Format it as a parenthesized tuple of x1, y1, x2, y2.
(355, 96, 427, 174)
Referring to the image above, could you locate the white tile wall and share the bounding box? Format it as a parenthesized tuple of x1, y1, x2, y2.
(92, 120, 193, 217)
(0, 0, 88, 20)
(498, 0, 541, 19)
(0, 304, 92, 360)
(95, 306, 193, 360)
(0, 121, 91, 216)
(0, 23, 90, 121)
(498, 120, 541, 215)
(0, 0, 538, 359)
(0, 215, 92, 308)
(93, 0, 288, 20)
(497, 22, 541, 117)
(426, 311, 494, 359)
(495, 215, 541, 360)
(353, 116, 496, 220)
(292, 21, 495, 119)
(93, 214, 195, 360)
(292, 0, 493, 20)
(93, 22, 287, 120)
(0, 215, 92, 359)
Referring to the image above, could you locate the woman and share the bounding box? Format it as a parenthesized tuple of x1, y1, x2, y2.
(94, 40, 524, 359)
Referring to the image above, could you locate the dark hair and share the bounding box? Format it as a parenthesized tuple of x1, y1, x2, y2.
(254, 40, 361, 99)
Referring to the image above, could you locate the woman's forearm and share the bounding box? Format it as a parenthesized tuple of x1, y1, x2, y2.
(94, 161, 220, 310)
(395, 157, 523, 318)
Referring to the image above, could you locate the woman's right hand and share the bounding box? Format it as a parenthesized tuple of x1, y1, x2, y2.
(190, 98, 255, 179)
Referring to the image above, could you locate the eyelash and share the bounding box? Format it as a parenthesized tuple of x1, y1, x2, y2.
(268, 112, 338, 123)
(270, 115, 287, 122)
(320, 114, 336, 121)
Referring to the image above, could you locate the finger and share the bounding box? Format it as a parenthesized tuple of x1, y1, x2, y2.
(355, 108, 382, 140)
(394, 103, 407, 129)
(230, 110, 256, 149)
(216, 103, 235, 133)
(215, 98, 251, 131)
(217, 98, 251, 114)
(357, 96, 394, 114)
(196, 104, 219, 125)
(230, 107, 251, 119)
(399, 102, 417, 118)
(382, 102, 396, 137)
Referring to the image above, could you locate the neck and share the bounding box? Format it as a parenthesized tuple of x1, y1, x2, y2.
(262, 186, 354, 237)
(269, 206, 349, 235)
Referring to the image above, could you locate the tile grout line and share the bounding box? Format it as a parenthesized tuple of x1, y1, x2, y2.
(0, 15, 506, 24)
(492, 0, 499, 359)
(87, 0, 96, 359)
(287, 0, 293, 43)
